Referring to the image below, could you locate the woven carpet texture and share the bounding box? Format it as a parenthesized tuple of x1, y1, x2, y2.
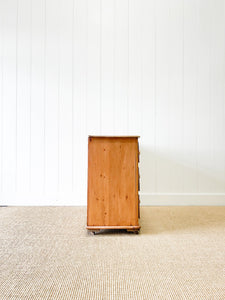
(0, 206, 225, 299)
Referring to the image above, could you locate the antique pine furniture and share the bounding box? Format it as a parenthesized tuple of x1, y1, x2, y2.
(87, 136, 140, 234)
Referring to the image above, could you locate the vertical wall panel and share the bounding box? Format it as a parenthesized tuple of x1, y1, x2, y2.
(58, 0, 73, 194)
(196, 0, 213, 192)
(140, 0, 156, 193)
(30, 0, 45, 194)
(72, 0, 88, 201)
(155, 0, 170, 192)
(101, 0, 114, 135)
(128, 0, 142, 135)
(2, 0, 17, 193)
(183, 0, 198, 193)
(0, 0, 225, 205)
(86, 0, 101, 135)
(114, 0, 129, 134)
(167, 0, 183, 193)
(16, 0, 31, 193)
(211, 0, 225, 192)
(45, 0, 59, 195)
(0, 0, 4, 192)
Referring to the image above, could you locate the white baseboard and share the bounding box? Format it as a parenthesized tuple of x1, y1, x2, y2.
(140, 193, 225, 206)
(1, 192, 225, 206)
(0, 192, 85, 206)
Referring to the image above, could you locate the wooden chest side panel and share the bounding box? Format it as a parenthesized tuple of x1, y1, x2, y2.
(87, 137, 138, 227)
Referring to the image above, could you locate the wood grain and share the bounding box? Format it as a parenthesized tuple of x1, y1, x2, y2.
(87, 136, 140, 231)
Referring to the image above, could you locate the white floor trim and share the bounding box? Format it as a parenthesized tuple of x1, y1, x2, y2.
(1, 192, 225, 206)
(140, 193, 225, 206)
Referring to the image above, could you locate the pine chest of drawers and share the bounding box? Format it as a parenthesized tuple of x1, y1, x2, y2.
(87, 136, 140, 234)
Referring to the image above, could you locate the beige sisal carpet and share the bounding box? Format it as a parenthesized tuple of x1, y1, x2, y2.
(0, 206, 224, 299)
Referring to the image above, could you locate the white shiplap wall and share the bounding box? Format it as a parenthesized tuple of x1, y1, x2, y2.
(0, 0, 225, 205)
